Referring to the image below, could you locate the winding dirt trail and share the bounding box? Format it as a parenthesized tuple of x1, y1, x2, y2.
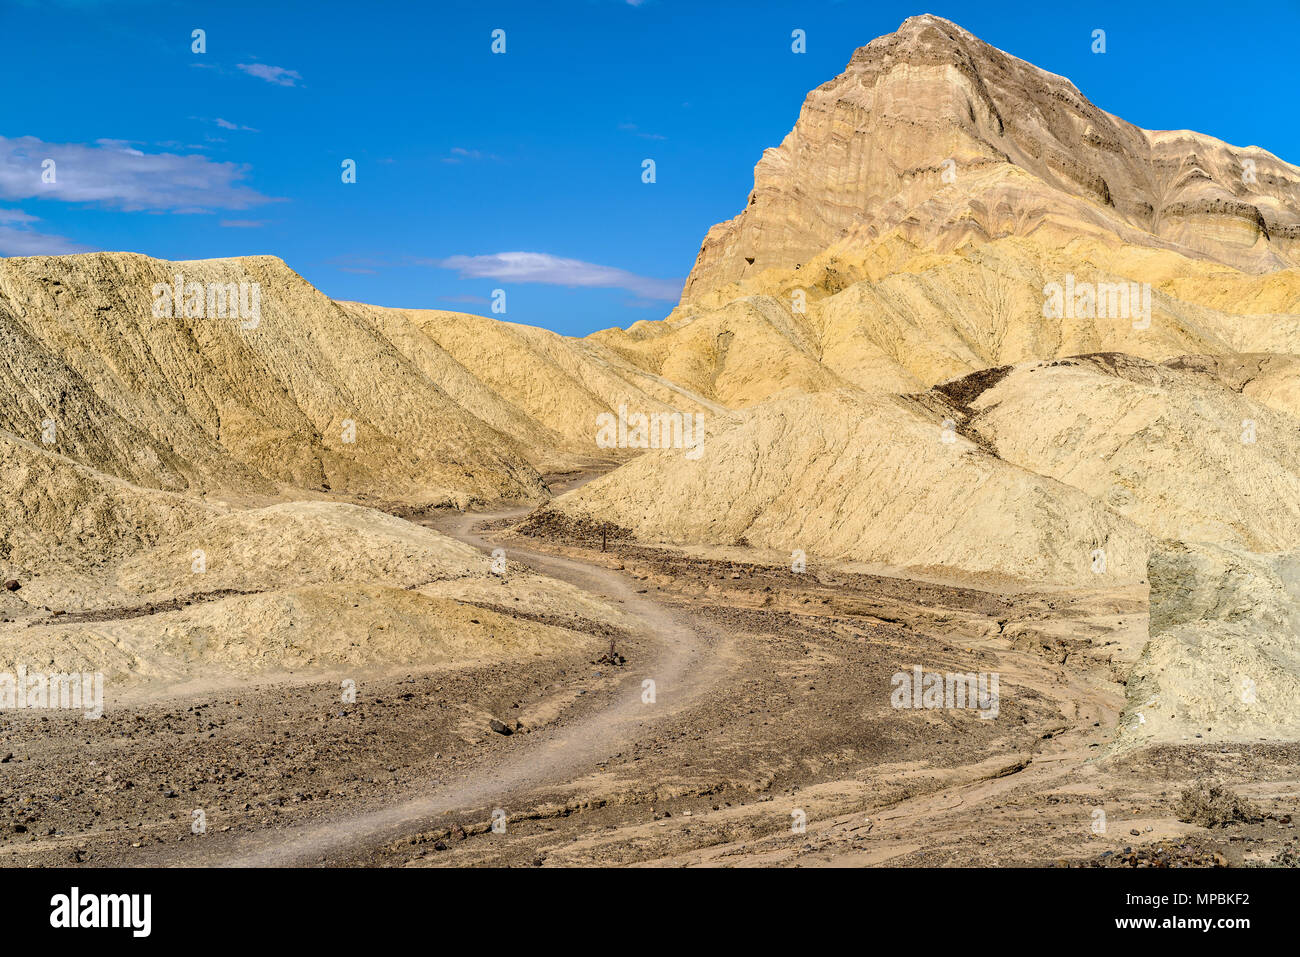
(645, 615, 1129, 867)
(210, 505, 727, 867)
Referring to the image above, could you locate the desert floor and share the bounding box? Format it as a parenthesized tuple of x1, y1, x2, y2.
(2, 476, 1296, 868)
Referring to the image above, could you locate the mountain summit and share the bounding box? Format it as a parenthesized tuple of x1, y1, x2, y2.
(683, 15, 1300, 300)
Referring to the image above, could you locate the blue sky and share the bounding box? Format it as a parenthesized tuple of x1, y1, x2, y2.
(2, 0, 1297, 336)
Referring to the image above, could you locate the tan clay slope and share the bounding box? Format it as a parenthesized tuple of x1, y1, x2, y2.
(810, 238, 1300, 388)
(111, 500, 484, 604)
(0, 252, 546, 505)
(535, 351, 1300, 585)
(592, 235, 1300, 405)
(590, 294, 850, 407)
(0, 498, 625, 686)
(0, 586, 599, 687)
(339, 302, 723, 461)
(683, 14, 1300, 300)
(947, 354, 1300, 551)
(1161, 353, 1300, 421)
(531, 388, 1150, 587)
(0, 430, 216, 581)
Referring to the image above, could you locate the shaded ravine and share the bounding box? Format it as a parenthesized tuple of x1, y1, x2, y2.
(202, 502, 724, 867)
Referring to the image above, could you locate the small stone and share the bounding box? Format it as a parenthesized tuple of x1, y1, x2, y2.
(488, 719, 513, 736)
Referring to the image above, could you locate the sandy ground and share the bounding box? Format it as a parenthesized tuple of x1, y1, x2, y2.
(1, 487, 1296, 868)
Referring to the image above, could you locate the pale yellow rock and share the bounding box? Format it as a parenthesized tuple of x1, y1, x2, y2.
(344, 303, 721, 456)
(598, 235, 1300, 406)
(0, 585, 601, 688)
(0, 252, 548, 505)
(111, 500, 486, 604)
(0, 497, 627, 688)
(1116, 541, 1300, 747)
(959, 354, 1300, 550)
(592, 295, 848, 407)
(0, 430, 216, 579)
(1161, 353, 1300, 421)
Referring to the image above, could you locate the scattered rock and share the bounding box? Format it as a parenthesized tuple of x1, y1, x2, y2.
(1176, 782, 1264, 828)
(594, 640, 626, 667)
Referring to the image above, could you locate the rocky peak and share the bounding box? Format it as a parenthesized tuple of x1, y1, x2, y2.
(681, 16, 1300, 301)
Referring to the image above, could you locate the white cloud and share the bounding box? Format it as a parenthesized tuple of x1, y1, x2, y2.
(442, 146, 501, 164)
(436, 251, 682, 301)
(0, 207, 93, 256)
(0, 135, 276, 212)
(617, 122, 666, 141)
(237, 63, 302, 87)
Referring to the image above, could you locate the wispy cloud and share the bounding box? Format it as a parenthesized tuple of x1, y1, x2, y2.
(236, 63, 302, 87)
(327, 254, 387, 275)
(188, 115, 259, 136)
(219, 219, 266, 228)
(442, 147, 500, 164)
(0, 207, 93, 256)
(618, 122, 665, 141)
(0, 135, 276, 212)
(435, 251, 682, 301)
